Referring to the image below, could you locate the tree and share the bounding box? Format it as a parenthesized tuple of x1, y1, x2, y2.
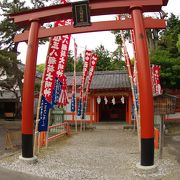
(0, 0, 56, 117)
(0, 1, 31, 117)
(36, 64, 45, 73)
(76, 54, 83, 72)
(0, 49, 23, 118)
(150, 14, 180, 89)
(150, 49, 180, 89)
(0, 0, 55, 93)
(94, 45, 125, 71)
(65, 51, 74, 72)
(176, 34, 180, 53)
(158, 13, 180, 58)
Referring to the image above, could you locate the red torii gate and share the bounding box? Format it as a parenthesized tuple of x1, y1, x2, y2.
(10, 0, 168, 167)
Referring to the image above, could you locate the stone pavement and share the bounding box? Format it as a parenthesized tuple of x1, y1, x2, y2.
(0, 166, 51, 180)
(0, 128, 180, 180)
(0, 120, 180, 179)
(0, 119, 21, 154)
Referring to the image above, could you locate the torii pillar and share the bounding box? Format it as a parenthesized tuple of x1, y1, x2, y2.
(131, 6, 154, 166)
(19, 20, 39, 162)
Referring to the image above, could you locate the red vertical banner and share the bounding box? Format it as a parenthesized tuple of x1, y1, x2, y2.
(77, 50, 92, 116)
(152, 65, 161, 95)
(38, 0, 72, 132)
(42, 32, 62, 103)
(41, 0, 72, 103)
(80, 50, 92, 98)
(56, 34, 71, 82)
(58, 75, 68, 106)
(151, 65, 155, 94)
(86, 54, 98, 92)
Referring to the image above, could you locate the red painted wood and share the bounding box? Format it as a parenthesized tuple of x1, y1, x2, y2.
(10, 0, 166, 27)
(22, 21, 39, 134)
(14, 18, 165, 42)
(131, 8, 154, 139)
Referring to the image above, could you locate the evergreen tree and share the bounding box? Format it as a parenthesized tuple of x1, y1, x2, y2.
(0, 0, 54, 117)
(94, 45, 125, 71)
(0, 0, 28, 103)
(158, 13, 180, 58)
(150, 14, 180, 89)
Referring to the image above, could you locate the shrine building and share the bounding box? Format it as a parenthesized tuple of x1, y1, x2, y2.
(64, 70, 133, 124)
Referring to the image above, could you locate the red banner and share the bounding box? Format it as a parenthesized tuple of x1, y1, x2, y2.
(152, 65, 161, 95)
(41, 0, 72, 103)
(80, 50, 92, 98)
(58, 75, 68, 106)
(42, 27, 62, 103)
(86, 54, 98, 92)
(56, 34, 71, 82)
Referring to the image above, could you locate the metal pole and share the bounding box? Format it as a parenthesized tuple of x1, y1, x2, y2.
(131, 7, 154, 166)
(21, 20, 39, 159)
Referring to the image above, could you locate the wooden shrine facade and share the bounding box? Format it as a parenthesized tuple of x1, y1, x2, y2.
(65, 71, 132, 124)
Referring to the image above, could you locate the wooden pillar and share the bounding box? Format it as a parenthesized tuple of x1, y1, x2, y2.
(131, 7, 154, 166)
(90, 96, 93, 123)
(94, 96, 97, 122)
(128, 94, 133, 125)
(21, 20, 39, 158)
(126, 96, 128, 124)
(97, 101, 100, 122)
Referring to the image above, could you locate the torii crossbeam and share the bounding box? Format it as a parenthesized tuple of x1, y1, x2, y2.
(10, 0, 168, 167)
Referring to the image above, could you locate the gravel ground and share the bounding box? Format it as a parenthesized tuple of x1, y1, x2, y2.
(0, 129, 180, 180)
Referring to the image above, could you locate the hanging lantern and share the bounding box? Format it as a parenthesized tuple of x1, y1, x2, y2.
(97, 96, 101, 104)
(104, 96, 108, 104)
(121, 96, 125, 104)
(112, 96, 116, 105)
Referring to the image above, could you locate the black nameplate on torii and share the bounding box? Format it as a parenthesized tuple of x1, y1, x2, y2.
(72, 1, 91, 27)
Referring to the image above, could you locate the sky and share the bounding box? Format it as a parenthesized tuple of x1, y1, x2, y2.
(12, 0, 180, 64)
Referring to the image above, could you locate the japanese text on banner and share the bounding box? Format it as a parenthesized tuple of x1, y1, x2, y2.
(80, 50, 92, 98)
(86, 54, 98, 92)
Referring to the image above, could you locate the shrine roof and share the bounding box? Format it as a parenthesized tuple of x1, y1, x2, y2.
(0, 90, 20, 101)
(66, 70, 131, 90)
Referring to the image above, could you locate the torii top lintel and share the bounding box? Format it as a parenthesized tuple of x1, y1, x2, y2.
(10, 0, 168, 27)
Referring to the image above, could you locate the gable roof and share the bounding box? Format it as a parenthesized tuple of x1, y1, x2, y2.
(66, 70, 131, 90)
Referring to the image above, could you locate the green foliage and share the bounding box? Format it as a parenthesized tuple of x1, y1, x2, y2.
(0, 0, 29, 51)
(0, 0, 52, 100)
(176, 34, 180, 52)
(36, 51, 84, 73)
(65, 51, 74, 72)
(94, 45, 125, 71)
(150, 14, 180, 89)
(150, 49, 180, 89)
(36, 64, 45, 73)
(76, 55, 83, 72)
(158, 14, 180, 58)
(0, 49, 23, 95)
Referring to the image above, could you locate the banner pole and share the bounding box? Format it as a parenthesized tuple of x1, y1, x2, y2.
(33, 36, 51, 155)
(74, 41, 78, 133)
(120, 28, 141, 151)
(130, 29, 141, 151)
